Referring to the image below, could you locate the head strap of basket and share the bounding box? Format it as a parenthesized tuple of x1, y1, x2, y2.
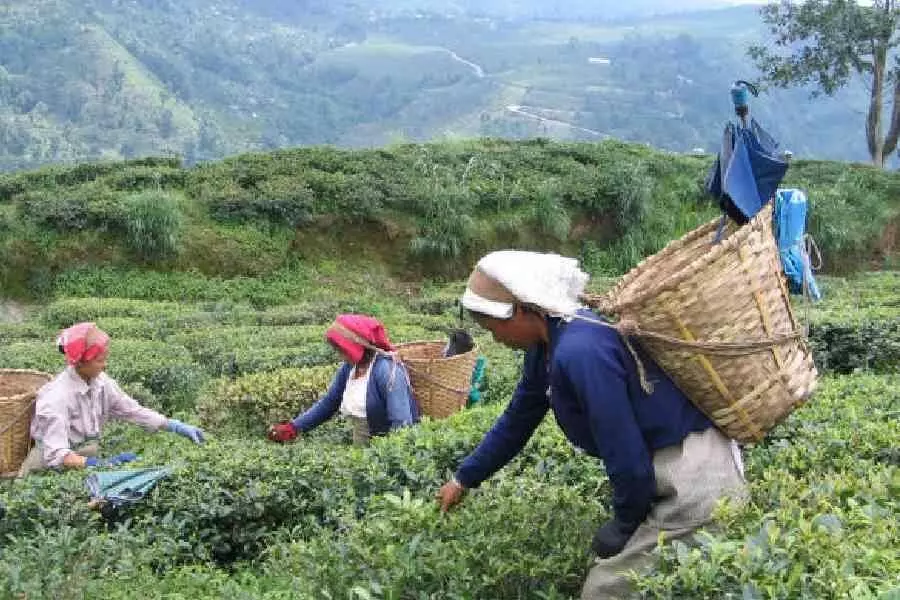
(461, 250, 656, 393)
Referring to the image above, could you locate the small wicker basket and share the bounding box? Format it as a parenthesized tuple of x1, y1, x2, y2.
(583, 208, 818, 444)
(0, 369, 52, 476)
(397, 341, 477, 420)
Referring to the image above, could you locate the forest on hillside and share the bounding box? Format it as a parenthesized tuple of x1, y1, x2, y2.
(0, 1, 874, 172)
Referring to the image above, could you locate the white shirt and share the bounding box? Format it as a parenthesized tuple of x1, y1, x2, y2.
(31, 367, 168, 467)
(340, 364, 371, 418)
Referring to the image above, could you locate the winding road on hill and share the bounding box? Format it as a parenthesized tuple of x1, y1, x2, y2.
(505, 105, 606, 137)
(442, 48, 606, 138)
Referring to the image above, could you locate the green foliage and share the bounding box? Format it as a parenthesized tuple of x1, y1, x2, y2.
(0, 374, 896, 598)
(635, 373, 900, 599)
(803, 273, 900, 373)
(0, 269, 898, 598)
(0, 139, 897, 300)
(196, 366, 336, 434)
(749, 0, 900, 165)
(17, 183, 125, 233)
(122, 190, 183, 262)
(40, 297, 188, 328)
(408, 184, 478, 263)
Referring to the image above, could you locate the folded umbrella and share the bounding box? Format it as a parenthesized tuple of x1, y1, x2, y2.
(85, 467, 172, 508)
(706, 82, 789, 224)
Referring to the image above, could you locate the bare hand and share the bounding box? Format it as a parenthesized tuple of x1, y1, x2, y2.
(436, 479, 466, 512)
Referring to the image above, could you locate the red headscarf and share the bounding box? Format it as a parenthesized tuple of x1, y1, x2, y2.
(325, 314, 394, 365)
(57, 322, 110, 366)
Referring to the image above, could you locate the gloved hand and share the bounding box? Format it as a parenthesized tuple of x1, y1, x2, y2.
(84, 452, 139, 468)
(268, 421, 298, 443)
(591, 518, 640, 558)
(167, 419, 205, 444)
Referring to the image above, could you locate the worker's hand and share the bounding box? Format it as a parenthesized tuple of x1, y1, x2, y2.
(167, 419, 205, 444)
(268, 421, 299, 443)
(591, 518, 640, 558)
(436, 478, 466, 512)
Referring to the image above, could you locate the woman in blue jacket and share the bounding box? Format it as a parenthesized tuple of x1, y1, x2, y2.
(268, 314, 418, 446)
(436, 251, 747, 599)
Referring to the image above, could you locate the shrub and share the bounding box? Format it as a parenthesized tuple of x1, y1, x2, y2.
(0, 375, 895, 598)
(40, 297, 187, 328)
(196, 365, 336, 434)
(802, 273, 900, 374)
(18, 184, 125, 233)
(207, 177, 315, 228)
(122, 190, 183, 262)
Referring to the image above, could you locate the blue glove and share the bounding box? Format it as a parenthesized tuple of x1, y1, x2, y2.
(167, 419, 205, 444)
(107, 452, 138, 466)
(84, 452, 138, 468)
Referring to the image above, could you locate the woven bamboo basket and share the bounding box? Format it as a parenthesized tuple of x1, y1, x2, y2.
(0, 369, 52, 476)
(583, 208, 818, 444)
(397, 341, 478, 420)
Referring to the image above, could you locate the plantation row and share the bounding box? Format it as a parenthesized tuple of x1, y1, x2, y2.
(1, 273, 895, 419)
(0, 373, 896, 599)
(0, 270, 896, 599)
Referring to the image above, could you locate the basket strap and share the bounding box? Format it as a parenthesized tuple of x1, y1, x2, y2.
(567, 312, 804, 400)
(574, 304, 803, 355)
(0, 397, 36, 437)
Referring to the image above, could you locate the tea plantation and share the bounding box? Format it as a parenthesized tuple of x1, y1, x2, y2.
(0, 267, 897, 599)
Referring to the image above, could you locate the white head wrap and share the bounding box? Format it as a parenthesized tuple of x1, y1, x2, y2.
(461, 250, 589, 319)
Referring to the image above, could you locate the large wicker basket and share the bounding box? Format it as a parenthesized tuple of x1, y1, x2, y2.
(0, 369, 52, 476)
(397, 341, 478, 419)
(583, 209, 818, 444)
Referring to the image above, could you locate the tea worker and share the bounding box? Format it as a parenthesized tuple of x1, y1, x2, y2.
(435, 250, 747, 599)
(267, 314, 418, 446)
(19, 322, 205, 477)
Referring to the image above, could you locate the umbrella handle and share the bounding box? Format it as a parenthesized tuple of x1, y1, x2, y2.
(731, 81, 759, 127)
(733, 80, 759, 97)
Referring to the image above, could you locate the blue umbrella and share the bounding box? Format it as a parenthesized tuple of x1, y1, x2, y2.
(85, 467, 172, 508)
(706, 81, 789, 224)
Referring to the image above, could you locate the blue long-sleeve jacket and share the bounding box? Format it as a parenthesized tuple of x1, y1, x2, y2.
(455, 310, 712, 527)
(292, 355, 419, 436)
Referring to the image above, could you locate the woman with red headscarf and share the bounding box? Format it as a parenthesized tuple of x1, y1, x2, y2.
(18, 322, 205, 477)
(268, 314, 419, 446)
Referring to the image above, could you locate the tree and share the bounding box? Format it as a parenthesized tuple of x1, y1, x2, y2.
(749, 0, 900, 166)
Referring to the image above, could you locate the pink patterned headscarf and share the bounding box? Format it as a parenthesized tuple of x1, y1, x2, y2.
(57, 322, 110, 365)
(325, 314, 394, 365)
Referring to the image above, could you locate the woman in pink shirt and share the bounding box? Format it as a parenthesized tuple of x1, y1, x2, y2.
(18, 322, 205, 477)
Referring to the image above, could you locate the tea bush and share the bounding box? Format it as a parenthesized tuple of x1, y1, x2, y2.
(803, 273, 900, 374)
(197, 365, 337, 434)
(0, 374, 895, 599)
(635, 374, 899, 599)
(40, 297, 188, 327)
(0, 271, 897, 599)
(0, 338, 204, 413)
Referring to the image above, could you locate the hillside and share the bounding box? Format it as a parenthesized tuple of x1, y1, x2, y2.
(0, 1, 875, 172)
(0, 138, 897, 301)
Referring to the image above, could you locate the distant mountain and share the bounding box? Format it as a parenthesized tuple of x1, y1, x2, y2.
(0, 1, 871, 172)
